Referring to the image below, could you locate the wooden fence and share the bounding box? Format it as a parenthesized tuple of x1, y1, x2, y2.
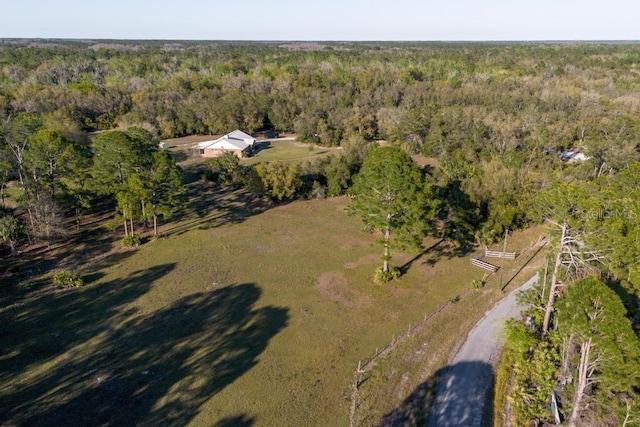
(349, 288, 473, 426)
(471, 257, 499, 272)
(485, 250, 517, 259)
(349, 235, 547, 426)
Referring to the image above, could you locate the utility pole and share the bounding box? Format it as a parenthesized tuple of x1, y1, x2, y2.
(499, 228, 509, 291)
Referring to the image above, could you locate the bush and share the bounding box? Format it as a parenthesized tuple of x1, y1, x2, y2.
(471, 279, 485, 289)
(236, 166, 263, 196)
(123, 234, 141, 247)
(374, 266, 400, 283)
(53, 270, 84, 289)
(209, 152, 240, 185)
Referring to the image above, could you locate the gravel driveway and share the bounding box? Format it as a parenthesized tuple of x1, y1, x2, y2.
(427, 274, 539, 427)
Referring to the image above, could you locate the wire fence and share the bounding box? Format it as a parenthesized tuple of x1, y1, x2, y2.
(349, 287, 474, 427)
(348, 235, 547, 426)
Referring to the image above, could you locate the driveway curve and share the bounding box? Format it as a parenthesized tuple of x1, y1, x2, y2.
(427, 274, 539, 427)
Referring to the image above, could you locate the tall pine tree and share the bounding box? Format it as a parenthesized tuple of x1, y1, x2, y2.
(349, 146, 435, 282)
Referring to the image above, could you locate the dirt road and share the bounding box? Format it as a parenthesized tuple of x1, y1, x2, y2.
(427, 274, 539, 427)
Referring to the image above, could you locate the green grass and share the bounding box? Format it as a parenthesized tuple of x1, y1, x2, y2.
(241, 140, 341, 165)
(162, 134, 219, 148)
(354, 228, 547, 425)
(0, 183, 546, 426)
(492, 349, 512, 427)
(1, 182, 23, 209)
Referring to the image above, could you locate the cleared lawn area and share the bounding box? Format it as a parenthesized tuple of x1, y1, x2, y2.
(241, 140, 342, 165)
(164, 137, 341, 170)
(0, 182, 544, 426)
(162, 134, 218, 148)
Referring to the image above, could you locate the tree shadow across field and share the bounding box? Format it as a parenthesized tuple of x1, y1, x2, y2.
(0, 263, 173, 370)
(398, 238, 474, 274)
(0, 278, 288, 426)
(398, 239, 445, 274)
(214, 414, 256, 426)
(381, 361, 494, 427)
(165, 183, 271, 237)
(0, 215, 130, 301)
(500, 242, 546, 291)
(0, 264, 177, 420)
(54, 220, 124, 271)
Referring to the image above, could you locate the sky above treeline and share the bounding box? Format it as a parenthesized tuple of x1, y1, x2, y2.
(2, 0, 639, 41)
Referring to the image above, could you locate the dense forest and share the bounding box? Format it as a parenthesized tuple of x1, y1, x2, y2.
(2, 40, 640, 235)
(2, 40, 640, 425)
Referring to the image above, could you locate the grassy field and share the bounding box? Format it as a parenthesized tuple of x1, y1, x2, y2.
(241, 140, 342, 166)
(0, 181, 545, 426)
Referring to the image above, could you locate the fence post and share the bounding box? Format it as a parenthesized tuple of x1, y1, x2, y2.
(348, 290, 474, 426)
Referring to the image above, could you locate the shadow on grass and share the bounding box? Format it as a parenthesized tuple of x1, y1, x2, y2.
(398, 239, 445, 274)
(0, 274, 288, 426)
(0, 205, 128, 303)
(214, 414, 256, 426)
(398, 238, 474, 275)
(381, 361, 494, 427)
(428, 240, 476, 265)
(164, 182, 271, 237)
(0, 264, 177, 395)
(0, 237, 138, 309)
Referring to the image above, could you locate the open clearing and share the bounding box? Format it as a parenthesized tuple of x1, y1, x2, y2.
(0, 181, 544, 426)
(165, 135, 341, 171)
(241, 140, 342, 165)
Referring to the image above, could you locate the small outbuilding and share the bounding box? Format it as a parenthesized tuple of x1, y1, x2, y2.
(560, 150, 591, 163)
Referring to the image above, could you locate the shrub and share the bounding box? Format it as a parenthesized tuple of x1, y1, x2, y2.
(209, 152, 240, 185)
(374, 266, 400, 283)
(471, 279, 485, 289)
(53, 270, 84, 289)
(123, 234, 141, 247)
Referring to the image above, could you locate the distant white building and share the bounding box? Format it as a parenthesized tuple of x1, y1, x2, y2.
(560, 150, 591, 163)
(196, 130, 257, 158)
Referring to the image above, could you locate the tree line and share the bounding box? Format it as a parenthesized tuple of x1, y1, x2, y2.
(495, 166, 640, 426)
(2, 40, 639, 274)
(0, 113, 182, 251)
(2, 40, 640, 238)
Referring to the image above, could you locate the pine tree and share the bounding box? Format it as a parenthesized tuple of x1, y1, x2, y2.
(556, 277, 640, 426)
(349, 146, 435, 282)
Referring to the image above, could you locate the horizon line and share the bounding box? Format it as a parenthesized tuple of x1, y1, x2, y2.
(2, 37, 640, 44)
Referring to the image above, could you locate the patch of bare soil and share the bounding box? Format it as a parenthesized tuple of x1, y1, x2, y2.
(317, 272, 366, 308)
